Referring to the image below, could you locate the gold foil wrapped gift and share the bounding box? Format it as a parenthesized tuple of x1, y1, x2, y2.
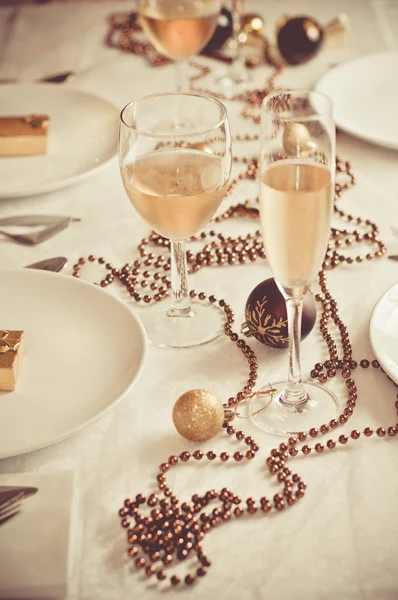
(0, 114, 49, 157)
(0, 330, 25, 392)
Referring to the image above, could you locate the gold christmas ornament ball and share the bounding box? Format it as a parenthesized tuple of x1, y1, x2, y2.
(242, 13, 265, 35)
(172, 389, 225, 442)
(282, 123, 315, 155)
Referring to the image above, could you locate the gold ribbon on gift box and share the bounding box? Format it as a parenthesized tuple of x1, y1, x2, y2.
(0, 331, 21, 354)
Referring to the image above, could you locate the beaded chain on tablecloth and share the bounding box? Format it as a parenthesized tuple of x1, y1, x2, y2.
(72, 58, 395, 588)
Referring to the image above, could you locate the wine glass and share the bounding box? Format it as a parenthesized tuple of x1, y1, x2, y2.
(214, 0, 250, 98)
(138, 0, 222, 92)
(250, 90, 338, 435)
(119, 93, 232, 348)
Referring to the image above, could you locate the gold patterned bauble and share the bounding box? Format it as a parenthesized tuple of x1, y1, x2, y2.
(282, 123, 316, 155)
(241, 278, 317, 348)
(172, 389, 225, 442)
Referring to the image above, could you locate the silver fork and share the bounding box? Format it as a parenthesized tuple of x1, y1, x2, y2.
(0, 492, 24, 527)
(0, 504, 21, 527)
(0, 217, 71, 245)
(0, 486, 38, 527)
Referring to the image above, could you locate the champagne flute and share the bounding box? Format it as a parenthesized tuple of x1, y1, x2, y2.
(250, 90, 338, 435)
(119, 93, 232, 348)
(138, 0, 222, 92)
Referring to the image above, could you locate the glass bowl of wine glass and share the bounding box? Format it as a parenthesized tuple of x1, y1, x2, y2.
(119, 92, 232, 348)
(138, 0, 222, 91)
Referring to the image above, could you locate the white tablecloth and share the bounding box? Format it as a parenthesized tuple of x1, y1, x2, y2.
(0, 2, 398, 599)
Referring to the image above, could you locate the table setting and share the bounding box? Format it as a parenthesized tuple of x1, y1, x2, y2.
(0, 0, 397, 599)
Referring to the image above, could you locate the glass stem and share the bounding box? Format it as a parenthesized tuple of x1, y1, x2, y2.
(167, 240, 192, 317)
(231, 1, 244, 72)
(175, 60, 187, 93)
(282, 297, 308, 405)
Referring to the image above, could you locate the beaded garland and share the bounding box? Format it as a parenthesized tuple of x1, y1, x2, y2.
(71, 59, 395, 588)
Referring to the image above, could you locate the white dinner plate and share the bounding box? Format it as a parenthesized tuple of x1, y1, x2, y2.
(370, 281, 398, 385)
(316, 52, 398, 150)
(0, 84, 119, 198)
(0, 269, 147, 458)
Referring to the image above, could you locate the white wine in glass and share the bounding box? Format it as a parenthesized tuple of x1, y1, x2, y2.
(250, 90, 338, 436)
(260, 161, 332, 297)
(139, 0, 221, 90)
(123, 149, 227, 240)
(119, 93, 232, 349)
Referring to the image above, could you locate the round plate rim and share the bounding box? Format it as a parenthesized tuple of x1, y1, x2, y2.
(0, 83, 120, 199)
(315, 51, 398, 151)
(0, 268, 148, 459)
(369, 279, 398, 385)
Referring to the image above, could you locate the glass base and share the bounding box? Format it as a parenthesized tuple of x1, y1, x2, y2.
(249, 381, 339, 436)
(214, 71, 251, 99)
(135, 299, 224, 348)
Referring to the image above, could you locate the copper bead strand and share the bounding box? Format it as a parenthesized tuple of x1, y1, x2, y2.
(69, 63, 395, 587)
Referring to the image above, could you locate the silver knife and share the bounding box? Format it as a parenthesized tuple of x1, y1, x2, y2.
(0, 215, 80, 227)
(0, 71, 74, 85)
(26, 257, 67, 272)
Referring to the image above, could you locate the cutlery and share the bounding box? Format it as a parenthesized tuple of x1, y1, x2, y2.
(0, 486, 38, 528)
(0, 509, 20, 528)
(0, 489, 35, 521)
(0, 71, 74, 85)
(26, 257, 67, 272)
(0, 486, 38, 507)
(0, 215, 80, 227)
(0, 502, 21, 521)
(388, 255, 398, 261)
(0, 217, 71, 245)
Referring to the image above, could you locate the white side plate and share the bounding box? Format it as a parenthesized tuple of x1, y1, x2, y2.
(0, 84, 119, 198)
(316, 52, 398, 150)
(0, 269, 147, 458)
(370, 280, 398, 385)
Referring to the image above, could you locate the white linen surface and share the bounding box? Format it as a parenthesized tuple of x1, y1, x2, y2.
(0, 2, 397, 599)
(0, 471, 77, 599)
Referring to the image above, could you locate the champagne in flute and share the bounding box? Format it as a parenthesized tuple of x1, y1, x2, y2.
(123, 149, 227, 240)
(250, 90, 338, 436)
(139, 0, 220, 60)
(259, 161, 332, 297)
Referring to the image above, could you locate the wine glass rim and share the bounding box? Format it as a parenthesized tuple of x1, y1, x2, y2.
(120, 92, 228, 138)
(262, 89, 333, 120)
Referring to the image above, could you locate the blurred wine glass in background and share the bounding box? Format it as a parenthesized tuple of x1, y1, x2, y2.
(138, 0, 222, 91)
(213, 0, 250, 98)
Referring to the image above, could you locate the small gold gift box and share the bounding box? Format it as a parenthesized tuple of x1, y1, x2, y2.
(0, 330, 25, 392)
(0, 115, 49, 157)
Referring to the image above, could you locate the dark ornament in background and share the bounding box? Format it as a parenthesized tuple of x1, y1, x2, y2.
(202, 8, 233, 56)
(107, 10, 347, 69)
(241, 278, 317, 348)
(276, 16, 323, 65)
